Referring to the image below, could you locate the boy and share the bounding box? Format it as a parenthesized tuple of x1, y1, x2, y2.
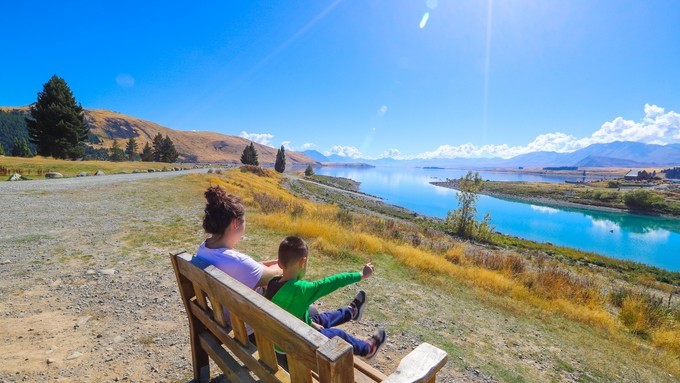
(265, 236, 386, 358)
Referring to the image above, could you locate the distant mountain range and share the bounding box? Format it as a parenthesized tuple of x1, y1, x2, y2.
(305, 141, 680, 168)
(4, 105, 678, 168)
(0, 107, 317, 164)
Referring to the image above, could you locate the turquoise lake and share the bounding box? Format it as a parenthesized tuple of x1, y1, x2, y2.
(316, 166, 680, 271)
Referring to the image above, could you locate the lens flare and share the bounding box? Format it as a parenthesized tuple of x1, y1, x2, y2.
(419, 12, 430, 29)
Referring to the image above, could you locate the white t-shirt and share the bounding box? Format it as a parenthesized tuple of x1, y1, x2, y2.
(195, 241, 264, 289)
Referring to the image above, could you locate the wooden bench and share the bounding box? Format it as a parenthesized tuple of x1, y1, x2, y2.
(171, 250, 448, 383)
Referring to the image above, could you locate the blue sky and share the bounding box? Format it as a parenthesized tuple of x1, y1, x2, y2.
(1, 0, 679, 159)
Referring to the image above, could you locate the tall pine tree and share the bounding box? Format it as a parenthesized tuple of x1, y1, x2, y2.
(125, 137, 139, 161)
(20, 138, 33, 157)
(274, 145, 286, 173)
(109, 140, 126, 162)
(25, 75, 89, 159)
(152, 133, 164, 162)
(140, 142, 154, 162)
(240, 142, 259, 166)
(161, 135, 178, 163)
(11, 137, 20, 157)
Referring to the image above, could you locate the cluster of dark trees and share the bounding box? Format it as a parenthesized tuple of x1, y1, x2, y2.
(662, 167, 680, 179)
(107, 133, 178, 163)
(240, 142, 287, 173)
(0, 137, 33, 157)
(631, 170, 657, 181)
(0, 109, 35, 157)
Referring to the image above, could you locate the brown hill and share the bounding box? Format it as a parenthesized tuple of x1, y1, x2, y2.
(1, 107, 317, 164)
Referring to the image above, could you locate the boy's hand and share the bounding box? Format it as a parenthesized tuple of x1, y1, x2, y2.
(312, 322, 324, 331)
(361, 262, 375, 279)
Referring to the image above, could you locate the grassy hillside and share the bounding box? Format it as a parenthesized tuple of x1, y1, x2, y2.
(0, 107, 316, 164)
(185, 169, 680, 380)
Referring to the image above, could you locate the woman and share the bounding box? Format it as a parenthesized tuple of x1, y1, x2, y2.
(196, 185, 281, 290)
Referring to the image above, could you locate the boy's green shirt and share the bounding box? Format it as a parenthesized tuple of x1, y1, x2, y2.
(270, 272, 362, 325)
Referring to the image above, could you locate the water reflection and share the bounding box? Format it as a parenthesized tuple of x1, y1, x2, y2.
(530, 205, 560, 214)
(629, 229, 671, 243)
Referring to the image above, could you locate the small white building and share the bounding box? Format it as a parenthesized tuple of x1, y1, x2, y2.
(624, 170, 640, 180)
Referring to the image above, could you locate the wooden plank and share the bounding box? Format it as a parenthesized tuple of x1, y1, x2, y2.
(230, 312, 250, 346)
(255, 331, 279, 373)
(198, 331, 257, 383)
(170, 252, 210, 383)
(316, 337, 354, 383)
(176, 253, 327, 370)
(382, 343, 448, 383)
(191, 300, 290, 383)
(354, 359, 388, 382)
(211, 299, 228, 327)
(193, 283, 208, 310)
(289, 356, 313, 383)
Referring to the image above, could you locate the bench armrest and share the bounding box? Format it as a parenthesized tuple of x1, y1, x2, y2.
(383, 343, 448, 383)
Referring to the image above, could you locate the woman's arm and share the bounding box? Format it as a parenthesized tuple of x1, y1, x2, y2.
(256, 264, 283, 287)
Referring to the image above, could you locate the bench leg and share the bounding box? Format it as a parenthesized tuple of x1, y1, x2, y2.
(190, 324, 210, 383)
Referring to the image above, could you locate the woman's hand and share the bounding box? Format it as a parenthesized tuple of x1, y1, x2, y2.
(261, 259, 279, 267)
(361, 262, 375, 279)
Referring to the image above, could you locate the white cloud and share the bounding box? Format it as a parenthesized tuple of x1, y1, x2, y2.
(324, 145, 363, 159)
(300, 142, 316, 150)
(239, 131, 274, 147)
(380, 148, 402, 159)
(412, 104, 680, 159)
(115, 73, 135, 88)
(280, 141, 293, 150)
(377, 105, 388, 117)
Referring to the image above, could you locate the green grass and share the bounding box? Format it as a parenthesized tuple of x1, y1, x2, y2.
(0, 155, 186, 179)
(306, 174, 361, 191)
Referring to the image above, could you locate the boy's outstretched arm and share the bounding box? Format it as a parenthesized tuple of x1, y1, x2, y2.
(299, 263, 374, 304)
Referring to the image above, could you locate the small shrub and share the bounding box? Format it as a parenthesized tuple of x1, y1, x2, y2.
(609, 287, 630, 308)
(290, 201, 305, 218)
(623, 189, 665, 210)
(529, 267, 600, 305)
(607, 180, 620, 188)
(240, 165, 269, 177)
(335, 209, 354, 227)
(619, 292, 669, 335)
(253, 193, 287, 214)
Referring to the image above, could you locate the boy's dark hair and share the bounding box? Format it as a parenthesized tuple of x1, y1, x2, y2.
(203, 186, 245, 235)
(278, 236, 308, 266)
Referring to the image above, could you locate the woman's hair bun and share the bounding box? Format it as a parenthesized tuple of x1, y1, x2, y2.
(202, 186, 245, 235)
(205, 185, 227, 206)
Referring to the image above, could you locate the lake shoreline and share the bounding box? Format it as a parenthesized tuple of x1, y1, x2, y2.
(430, 180, 680, 219)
